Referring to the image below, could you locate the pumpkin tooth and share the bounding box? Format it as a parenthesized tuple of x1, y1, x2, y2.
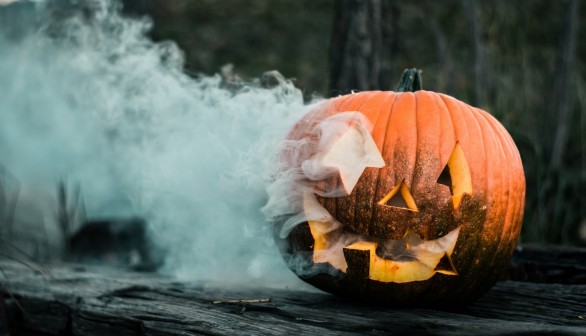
(434, 253, 459, 276)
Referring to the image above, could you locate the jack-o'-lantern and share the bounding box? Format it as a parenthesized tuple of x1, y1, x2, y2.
(267, 69, 525, 307)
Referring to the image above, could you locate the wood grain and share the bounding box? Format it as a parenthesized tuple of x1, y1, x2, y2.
(1, 247, 585, 336)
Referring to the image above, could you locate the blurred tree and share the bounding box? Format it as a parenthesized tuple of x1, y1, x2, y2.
(550, 0, 580, 171)
(532, 0, 582, 244)
(328, 0, 399, 95)
(422, 0, 455, 94)
(460, 0, 488, 108)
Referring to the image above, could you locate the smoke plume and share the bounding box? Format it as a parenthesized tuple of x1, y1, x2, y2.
(0, 0, 315, 288)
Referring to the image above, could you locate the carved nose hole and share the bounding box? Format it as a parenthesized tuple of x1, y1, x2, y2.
(438, 142, 472, 208)
(387, 191, 409, 208)
(378, 180, 418, 212)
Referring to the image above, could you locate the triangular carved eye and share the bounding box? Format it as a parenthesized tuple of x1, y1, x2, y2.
(437, 165, 452, 193)
(378, 180, 418, 212)
(437, 142, 472, 208)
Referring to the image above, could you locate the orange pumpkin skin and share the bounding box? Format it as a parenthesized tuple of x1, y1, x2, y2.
(277, 78, 526, 306)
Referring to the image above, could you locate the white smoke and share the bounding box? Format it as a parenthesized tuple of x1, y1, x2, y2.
(261, 109, 392, 276)
(0, 0, 316, 288)
(262, 111, 383, 237)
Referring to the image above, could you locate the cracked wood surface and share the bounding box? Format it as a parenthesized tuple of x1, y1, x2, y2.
(0, 257, 585, 336)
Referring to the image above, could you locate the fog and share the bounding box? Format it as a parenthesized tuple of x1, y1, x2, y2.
(0, 0, 316, 289)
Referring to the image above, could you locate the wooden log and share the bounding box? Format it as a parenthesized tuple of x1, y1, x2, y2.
(1, 254, 585, 336)
(504, 244, 586, 284)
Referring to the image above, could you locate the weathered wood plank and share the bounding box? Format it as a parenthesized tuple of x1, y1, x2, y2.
(505, 244, 586, 284)
(1, 259, 585, 336)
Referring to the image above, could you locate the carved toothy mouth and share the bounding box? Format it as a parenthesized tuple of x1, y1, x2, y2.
(308, 220, 461, 283)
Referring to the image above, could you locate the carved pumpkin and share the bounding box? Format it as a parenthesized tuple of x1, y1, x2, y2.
(271, 69, 525, 306)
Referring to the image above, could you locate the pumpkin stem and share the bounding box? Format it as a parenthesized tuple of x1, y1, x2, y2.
(395, 68, 423, 92)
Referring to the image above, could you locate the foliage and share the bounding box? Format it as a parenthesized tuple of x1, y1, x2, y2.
(122, 0, 333, 96)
